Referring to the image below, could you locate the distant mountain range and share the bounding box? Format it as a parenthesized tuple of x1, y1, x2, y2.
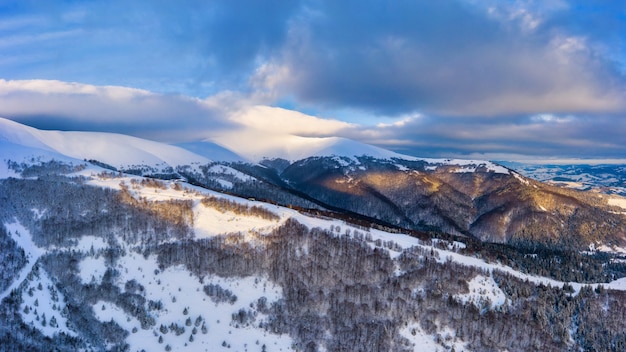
(2, 117, 626, 351)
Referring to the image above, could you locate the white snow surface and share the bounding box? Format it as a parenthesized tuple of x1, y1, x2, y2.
(1, 221, 43, 302)
(0, 139, 80, 178)
(207, 164, 254, 182)
(78, 256, 106, 285)
(0, 116, 210, 170)
(608, 197, 626, 210)
(70, 236, 108, 253)
(212, 131, 398, 163)
(20, 268, 74, 338)
(455, 274, 507, 310)
(98, 252, 293, 352)
(513, 172, 530, 185)
(209, 124, 509, 173)
(176, 141, 245, 162)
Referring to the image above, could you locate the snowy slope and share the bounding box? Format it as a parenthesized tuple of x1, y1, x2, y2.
(176, 141, 245, 162)
(210, 129, 509, 173)
(3, 158, 626, 350)
(86, 174, 626, 294)
(1, 116, 508, 174)
(0, 117, 210, 170)
(0, 139, 77, 178)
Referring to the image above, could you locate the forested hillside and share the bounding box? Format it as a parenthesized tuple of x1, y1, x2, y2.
(2, 159, 626, 351)
(178, 156, 626, 253)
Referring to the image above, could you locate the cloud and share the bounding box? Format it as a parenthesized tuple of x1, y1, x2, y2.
(350, 112, 626, 160)
(1, 79, 625, 161)
(0, 0, 303, 96)
(0, 79, 233, 142)
(229, 105, 355, 136)
(252, 0, 626, 117)
(3, 0, 626, 118)
(0, 79, 354, 143)
(2, 1, 626, 161)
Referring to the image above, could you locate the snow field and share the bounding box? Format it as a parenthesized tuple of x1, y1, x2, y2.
(97, 251, 294, 352)
(399, 323, 468, 352)
(71, 235, 109, 253)
(1, 221, 43, 302)
(0, 117, 211, 171)
(89, 174, 284, 241)
(193, 200, 284, 240)
(207, 164, 254, 182)
(78, 256, 107, 285)
(399, 323, 442, 351)
(6, 159, 626, 351)
(19, 267, 74, 338)
(454, 274, 507, 310)
(608, 197, 626, 210)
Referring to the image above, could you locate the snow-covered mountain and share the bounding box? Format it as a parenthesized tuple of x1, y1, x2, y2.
(0, 115, 506, 174)
(1, 116, 625, 248)
(0, 117, 210, 172)
(2, 118, 626, 351)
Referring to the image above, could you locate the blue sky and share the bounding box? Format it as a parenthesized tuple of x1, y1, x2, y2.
(0, 0, 625, 161)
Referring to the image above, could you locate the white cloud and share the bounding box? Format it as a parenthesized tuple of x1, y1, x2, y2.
(0, 79, 231, 142)
(1, 79, 624, 161)
(376, 114, 421, 129)
(0, 79, 149, 97)
(230, 105, 355, 136)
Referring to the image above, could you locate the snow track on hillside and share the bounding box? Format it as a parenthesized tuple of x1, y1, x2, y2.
(0, 221, 43, 302)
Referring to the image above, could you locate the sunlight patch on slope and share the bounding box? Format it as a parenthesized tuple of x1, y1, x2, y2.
(194, 202, 283, 239)
(513, 172, 530, 185)
(88, 173, 284, 241)
(88, 171, 626, 296)
(608, 197, 626, 210)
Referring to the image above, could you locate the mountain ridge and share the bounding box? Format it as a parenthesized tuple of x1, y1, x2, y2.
(0, 117, 510, 171)
(2, 117, 625, 252)
(2, 119, 626, 350)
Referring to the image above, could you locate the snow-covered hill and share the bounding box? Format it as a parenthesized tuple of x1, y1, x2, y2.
(208, 127, 509, 174)
(2, 122, 626, 350)
(3, 117, 624, 249)
(1, 116, 510, 174)
(0, 117, 210, 171)
(2, 155, 626, 351)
